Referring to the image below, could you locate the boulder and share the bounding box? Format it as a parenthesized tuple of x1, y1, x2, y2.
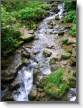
(19, 28, 34, 42)
(58, 30, 64, 36)
(61, 51, 71, 59)
(29, 86, 37, 100)
(1, 52, 22, 83)
(55, 15, 59, 20)
(43, 49, 52, 57)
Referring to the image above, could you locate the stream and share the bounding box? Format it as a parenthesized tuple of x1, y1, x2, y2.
(11, 3, 76, 102)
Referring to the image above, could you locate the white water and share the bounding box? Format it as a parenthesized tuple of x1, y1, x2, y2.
(12, 61, 37, 101)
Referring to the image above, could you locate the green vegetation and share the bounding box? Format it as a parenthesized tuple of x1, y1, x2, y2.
(64, 0, 76, 37)
(41, 68, 70, 98)
(64, 0, 76, 11)
(69, 24, 76, 37)
(64, 10, 76, 23)
(1, 0, 50, 56)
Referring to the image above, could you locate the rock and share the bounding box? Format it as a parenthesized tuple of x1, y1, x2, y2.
(49, 56, 61, 65)
(29, 86, 37, 100)
(72, 48, 76, 57)
(55, 14, 59, 20)
(1, 52, 22, 83)
(20, 34, 34, 42)
(21, 49, 30, 59)
(43, 49, 52, 57)
(19, 28, 34, 42)
(1, 90, 13, 101)
(28, 30, 34, 34)
(68, 37, 76, 44)
(63, 45, 73, 53)
(68, 88, 76, 102)
(64, 23, 72, 29)
(58, 30, 64, 36)
(61, 51, 71, 59)
(62, 37, 76, 45)
(69, 57, 76, 66)
(21, 57, 28, 64)
(48, 21, 54, 29)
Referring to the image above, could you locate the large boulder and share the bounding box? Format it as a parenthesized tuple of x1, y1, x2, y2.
(1, 51, 22, 83)
(19, 28, 34, 42)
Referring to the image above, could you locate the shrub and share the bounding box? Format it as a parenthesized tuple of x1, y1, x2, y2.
(19, 2, 49, 21)
(64, 0, 76, 11)
(1, 27, 21, 56)
(69, 24, 76, 37)
(64, 10, 76, 23)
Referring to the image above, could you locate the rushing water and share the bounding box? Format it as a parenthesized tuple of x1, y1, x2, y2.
(12, 3, 76, 102)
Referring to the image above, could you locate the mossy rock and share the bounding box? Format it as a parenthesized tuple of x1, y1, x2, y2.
(41, 68, 75, 99)
(20, 34, 34, 42)
(43, 49, 52, 57)
(61, 51, 71, 59)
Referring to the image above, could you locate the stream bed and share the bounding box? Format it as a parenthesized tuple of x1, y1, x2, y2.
(1, 3, 77, 102)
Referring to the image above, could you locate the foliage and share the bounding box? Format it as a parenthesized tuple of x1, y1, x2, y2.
(64, 0, 76, 11)
(64, 10, 76, 23)
(41, 68, 69, 98)
(1, 0, 50, 56)
(18, 2, 49, 22)
(1, 27, 21, 56)
(69, 24, 76, 37)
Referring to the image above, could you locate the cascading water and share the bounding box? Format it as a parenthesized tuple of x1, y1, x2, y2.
(12, 61, 37, 101)
(12, 3, 76, 102)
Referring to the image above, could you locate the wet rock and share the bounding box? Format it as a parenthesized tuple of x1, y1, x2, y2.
(61, 51, 71, 59)
(55, 14, 59, 20)
(29, 86, 37, 100)
(21, 49, 30, 59)
(58, 30, 64, 36)
(1, 52, 22, 83)
(68, 88, 76, 102)
(1, 90, 13, 101)
(43, 49, 52, 57)
(69, 57, 76, 66)
(48, 21, 54, 29)
(10, 83, 20, 91)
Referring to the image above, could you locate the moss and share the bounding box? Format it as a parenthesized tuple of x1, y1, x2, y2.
(61, 51, 71, 59)
(41, 68, 70, 98)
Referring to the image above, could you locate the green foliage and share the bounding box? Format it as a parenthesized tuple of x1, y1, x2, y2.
(69, 24, 76, 37)
(1, 6, 22, 56)
(19, 2, 49, 21)
(41, 68, 69, 98)
(1, 27, 21, 56)
(64, 10, 76, 23)
(2, 0, 30, 11)
(1, 0, 50, 56)
(64, 0, 76, 11)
